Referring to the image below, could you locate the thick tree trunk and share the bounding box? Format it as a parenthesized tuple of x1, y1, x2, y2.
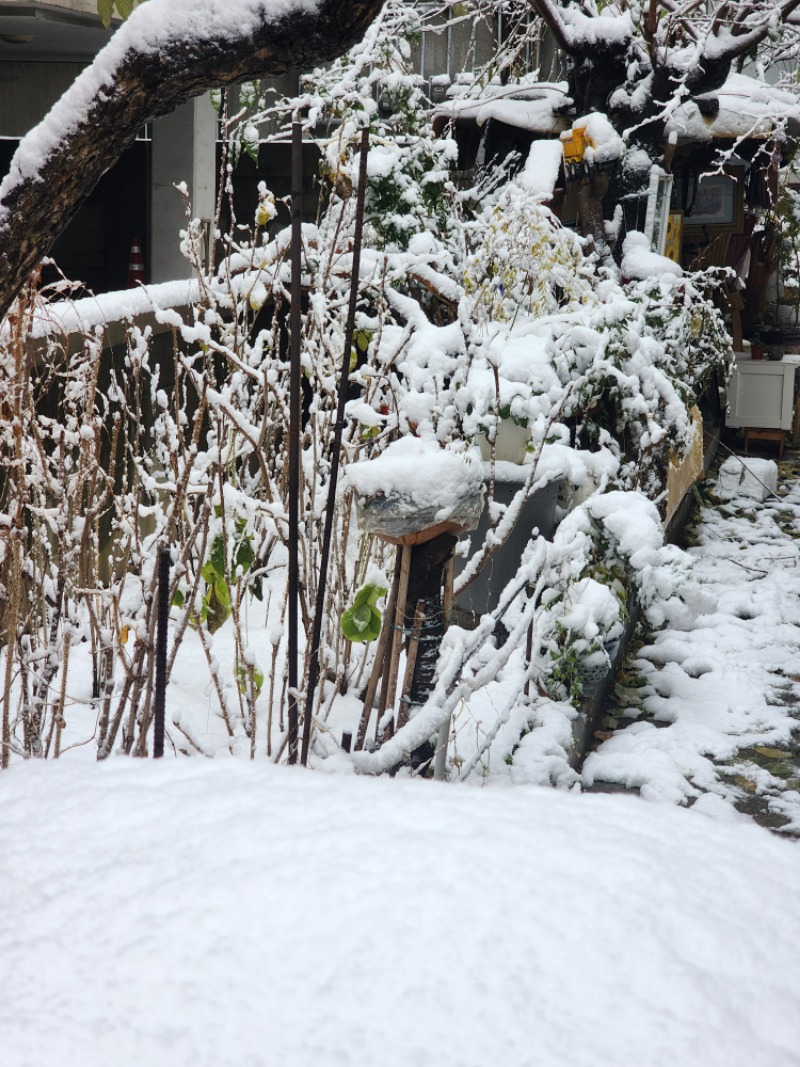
(0, 0, 385, 321)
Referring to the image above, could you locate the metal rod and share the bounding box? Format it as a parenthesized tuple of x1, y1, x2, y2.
(153, 546, 171, 759)
(300, 128, 370, 766)
(287, 120, 303, 764)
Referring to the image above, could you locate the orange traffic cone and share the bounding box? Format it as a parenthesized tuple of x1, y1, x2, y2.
(127, 236, 147, 287)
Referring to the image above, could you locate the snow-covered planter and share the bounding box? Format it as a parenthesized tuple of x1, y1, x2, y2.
(345, 437, 484, 544)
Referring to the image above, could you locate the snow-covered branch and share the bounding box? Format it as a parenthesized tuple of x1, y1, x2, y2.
(0, 0, 385, 321)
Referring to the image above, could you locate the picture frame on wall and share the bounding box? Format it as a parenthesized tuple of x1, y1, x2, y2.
(685, 173, 743, 233)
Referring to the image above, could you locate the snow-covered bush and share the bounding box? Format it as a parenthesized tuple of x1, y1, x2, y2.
(0, 1, 730, 775)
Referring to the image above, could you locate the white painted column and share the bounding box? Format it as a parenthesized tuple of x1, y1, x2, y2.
(149, 94, 217, 282)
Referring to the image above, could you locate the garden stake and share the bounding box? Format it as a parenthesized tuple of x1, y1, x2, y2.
(355, 548, 402, 751)
(153, 546, 171, 759)
(300, 127, 370, 766)
(377, 542, 412, 744)
(287, 121, 303, 764)
(396, 599, 426, 732)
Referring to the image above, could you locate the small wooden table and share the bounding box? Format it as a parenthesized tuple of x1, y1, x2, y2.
(743, 426, 785, 457)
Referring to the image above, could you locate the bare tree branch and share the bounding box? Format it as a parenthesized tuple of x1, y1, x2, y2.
(527, 0, 576, 55)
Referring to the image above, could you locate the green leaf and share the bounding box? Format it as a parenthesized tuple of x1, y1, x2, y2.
(340, 604, 382, 643)
(172, 589, 185, 609)
(209, 534, 225, 579)
(215, 576, 231, 610)
(234, 534, 254, 576)
(340, 583, 386, 643)
(236, 665, 264, 697)
(352, 582, 388, 610)
(97, 0, 115, 27)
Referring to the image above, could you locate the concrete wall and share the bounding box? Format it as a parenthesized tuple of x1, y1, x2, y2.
(0, 60, 85, 136)
(0, 1, 99, 11)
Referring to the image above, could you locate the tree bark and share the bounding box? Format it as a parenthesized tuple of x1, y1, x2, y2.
(0, 0, 385, 321)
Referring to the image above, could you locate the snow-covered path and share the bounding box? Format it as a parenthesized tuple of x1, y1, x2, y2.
(584, 451, 800, 834)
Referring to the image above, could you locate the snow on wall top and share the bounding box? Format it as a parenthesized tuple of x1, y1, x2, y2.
(0, 0, 317, 224)
(13, 278, 202, 341)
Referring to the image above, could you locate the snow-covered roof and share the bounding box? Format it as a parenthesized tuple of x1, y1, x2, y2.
(437, 73, 800, 147)
(665, 73, 800, 144)
(435, 81, 571, 135)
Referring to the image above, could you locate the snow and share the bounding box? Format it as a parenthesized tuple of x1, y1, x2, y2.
(16, 278, 201, 340)
(436, 81, 570, 135)
(344, 436, 484, 511)
(716, 455, 778, 502)
(621, 231, 683, 281)
(571, 111, 625, 165)
(584, 457, 800, 832)
(664, 72, 800, 143)
(518, 139, 563, 200)
(2, 759, 798, 1067)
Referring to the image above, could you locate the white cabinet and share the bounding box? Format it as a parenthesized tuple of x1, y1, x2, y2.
(726, 356, 799, 430)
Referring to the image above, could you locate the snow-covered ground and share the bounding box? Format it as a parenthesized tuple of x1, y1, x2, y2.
(4, 453, 800, 1066)
(2, 758, 799, 1067)
(585, 451, 800, 834)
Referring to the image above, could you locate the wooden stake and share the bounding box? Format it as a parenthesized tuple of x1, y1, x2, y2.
(355, 554, 401, 751)
(376, 543, 412, 745)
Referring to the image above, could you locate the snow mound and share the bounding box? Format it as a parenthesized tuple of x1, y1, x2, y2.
(717, 456, 778, 501)
(622, 230, 683, 280)
(2, 760, 799, 1067)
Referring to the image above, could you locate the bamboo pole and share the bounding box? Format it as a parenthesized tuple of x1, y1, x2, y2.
(153, 546, 171, 758)
(1, 532, 20, 769)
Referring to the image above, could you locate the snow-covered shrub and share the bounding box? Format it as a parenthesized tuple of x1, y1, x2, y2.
(464, 186, 597, 323)
(557, 269, 730, 499)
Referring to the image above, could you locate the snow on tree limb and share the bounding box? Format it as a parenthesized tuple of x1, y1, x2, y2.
(0, 0, 385, 320)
